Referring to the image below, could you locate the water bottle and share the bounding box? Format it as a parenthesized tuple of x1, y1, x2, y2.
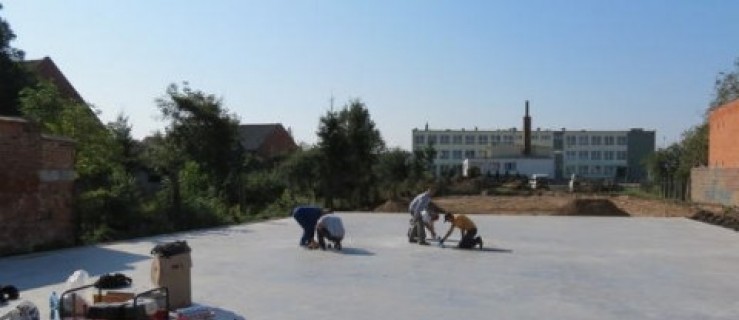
(49, 291, 59, 320)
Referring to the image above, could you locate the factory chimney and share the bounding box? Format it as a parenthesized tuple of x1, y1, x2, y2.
(523, 100, 532, 156)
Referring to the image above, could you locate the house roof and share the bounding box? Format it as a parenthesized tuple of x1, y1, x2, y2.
(237, 123, 285, 151)
(24, 56, 85, 103)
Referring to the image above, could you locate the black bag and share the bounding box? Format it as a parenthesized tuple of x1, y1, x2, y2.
(95, 273, 132, 289)
(0, 285, 19, 302)
(151, 240, 191, 257)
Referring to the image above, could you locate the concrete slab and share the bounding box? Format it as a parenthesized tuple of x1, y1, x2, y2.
(2, 214, 739, 320)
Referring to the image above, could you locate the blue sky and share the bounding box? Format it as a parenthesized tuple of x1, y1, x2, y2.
(4, 1, 738, 149)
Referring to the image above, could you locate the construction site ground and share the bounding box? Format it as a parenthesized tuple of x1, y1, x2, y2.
(3, 210, 739, 319)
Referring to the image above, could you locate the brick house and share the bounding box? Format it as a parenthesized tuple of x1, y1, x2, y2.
(0, 117, 76, 256)
(237, 123, 298, 159)
(24, 56, 85, 103)
(691, 99, 739, 207)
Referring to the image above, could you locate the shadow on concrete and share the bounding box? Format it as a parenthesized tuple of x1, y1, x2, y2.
(0, 246, 150, 291)
(338, 247, 375, 256)
(452, 247, 513, 253)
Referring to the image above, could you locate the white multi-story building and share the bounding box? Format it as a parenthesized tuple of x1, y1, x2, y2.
(411, 102, 655, 181)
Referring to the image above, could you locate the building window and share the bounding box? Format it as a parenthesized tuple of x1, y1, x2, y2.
(591, 151, 601, 160)
(439, 150, 450, 159)
(578, 165, 589, 175)
(604, 151, 614, 160)
(439, 135, 450, 145)
(492, 135, 501, 143)
(428, 135, 437, 145)
(414, 135, 425, 145)
(616, 151, 627, 160)
(453, 135, 463, 144)
(604, 136, 614, 145)
(592, 165, 602, 175)
(452, 150, 463, 159)
(541, 135, 551, 140)
(464, 150, 475, 158)
(566, 136, 576, 146)
(565, 165, 576, 175)
(591, 136, 602, 146)
(465, 135, 475, 145)
(478, 135, 489, 145)
(578, 135, 589, 146)
(578, 151, 589, 160)
(532, 135, 539, 141)
(479, 150, 488, 158)
(566, 151, 576, 160)
(604, 166, 615, 176)
(617, 136, 627, 145)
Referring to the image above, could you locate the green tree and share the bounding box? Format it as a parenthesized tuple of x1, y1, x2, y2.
(140, 132, 186, 224)
(709, 58, 739, 111)
(278, 147, 321, 198)
(316, 99, 385, 209)
(156, 83, 244, 190)
(374, 148, 412, 200)
(339, 99, 385, 208)
(107, 113, 141, 172)
(0, 4, 34, 116)
(316, 109, 349, 208)
(19, 81, 118, 182)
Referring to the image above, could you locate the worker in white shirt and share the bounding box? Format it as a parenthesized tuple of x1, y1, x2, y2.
(316, 212, 345, 250)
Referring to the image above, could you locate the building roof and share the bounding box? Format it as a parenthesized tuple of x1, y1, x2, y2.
(237, 123, 285, 151)
(24, 56, 85, 103)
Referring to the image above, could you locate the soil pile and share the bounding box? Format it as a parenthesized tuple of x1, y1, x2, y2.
(374, 199, 409, 213)
(373, 199, 446, 213)
(691, 210, 739, 231)
(557, 199, 630, 216)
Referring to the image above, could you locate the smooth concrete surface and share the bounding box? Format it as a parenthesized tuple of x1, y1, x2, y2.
(2, 214, 739, 320)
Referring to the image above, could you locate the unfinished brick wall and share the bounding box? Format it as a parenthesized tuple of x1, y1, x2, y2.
(691, 167, 739, 207)
(0, 116, 76, 256)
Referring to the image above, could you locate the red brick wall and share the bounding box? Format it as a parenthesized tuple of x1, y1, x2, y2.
(0, 117, 76, 256)
(257, 127, 297, 158)
(709, 99, 739, 168)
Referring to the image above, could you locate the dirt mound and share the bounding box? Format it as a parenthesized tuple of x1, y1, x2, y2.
(374, 199, 409, 213)
(373, 199, 446, 213)
(557, 199, 630, 216)
(691, 210, 739, 231)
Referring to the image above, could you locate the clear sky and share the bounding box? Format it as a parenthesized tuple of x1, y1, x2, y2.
(3, 1, 738, 150)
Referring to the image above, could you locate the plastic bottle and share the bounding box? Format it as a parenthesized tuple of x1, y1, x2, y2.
(49, 291, 60, 320)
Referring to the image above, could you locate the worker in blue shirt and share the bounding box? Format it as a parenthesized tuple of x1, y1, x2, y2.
(292, 205, 330, 248)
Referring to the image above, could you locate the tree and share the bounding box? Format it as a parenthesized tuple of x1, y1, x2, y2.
(374, 148, 412, 200)
(709, 58, 739, 111)
(156, 83, 243, 190)
(140, 132, 186, 220)
(0, 4, 34, 116)
(316, 109, 350, 208)
(339, 100, 385, 207)
(107, 113, 141, 172)
(316, 99, 385, 209)
(19, 81, 118, 182)
(279, 147, 321, 198)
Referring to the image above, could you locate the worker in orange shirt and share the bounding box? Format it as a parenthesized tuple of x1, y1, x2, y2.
(439, 213, 483, 249)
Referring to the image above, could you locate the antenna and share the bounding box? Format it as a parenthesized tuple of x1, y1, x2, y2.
(329, 93, 335, 112)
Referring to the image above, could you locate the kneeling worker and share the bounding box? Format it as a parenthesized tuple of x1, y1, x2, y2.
(440, 213, 483, 249)
(316, 212, 345, 250)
